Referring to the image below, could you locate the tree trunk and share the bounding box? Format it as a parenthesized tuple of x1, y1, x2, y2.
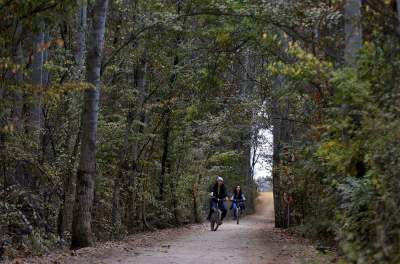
(158, 54, 178, 202)
(239, 48, 251, 98)
(19, 23, 45, 189)
(342, 0, 362, 143)
(40, 32, 51, 165)
(111, 171, 121, 230)
(240, 48, 255, 210)
(344, 0, 362, 66)
(71, 0, 108, 249)
(75, 2, 87, 79)
(128, 49, 147, 233)
(271, 33, 294, 228)
(60, 129, 81, 237)
(159, 113, 171, 201)
(29, 23, 44, 141)
(12, 38, 24, 131)
(60, 3, 87, 238)
(42, 32, 50, 87)
(272, 96, 283, 228)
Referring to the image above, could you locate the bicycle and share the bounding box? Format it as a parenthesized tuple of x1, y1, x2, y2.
(210, 197, 222, 231)
(232, 199, 244, 225)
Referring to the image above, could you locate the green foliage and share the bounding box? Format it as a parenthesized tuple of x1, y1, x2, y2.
(2, 0, 399, 262)
(276, 23, 400, 262)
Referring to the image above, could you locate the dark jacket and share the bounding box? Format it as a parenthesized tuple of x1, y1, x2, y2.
(232, 192, 245, 200)
(211, 183, 227, 199)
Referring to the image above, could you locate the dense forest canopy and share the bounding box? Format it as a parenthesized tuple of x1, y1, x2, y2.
(0, 0, 399, 263)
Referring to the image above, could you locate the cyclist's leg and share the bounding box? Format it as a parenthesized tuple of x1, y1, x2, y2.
(232, 202, 238, 218)
(220, 201, 228, 220)
(208, 199, 216, 220)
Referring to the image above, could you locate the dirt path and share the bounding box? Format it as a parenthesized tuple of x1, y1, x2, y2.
(21, 192, 327, 264)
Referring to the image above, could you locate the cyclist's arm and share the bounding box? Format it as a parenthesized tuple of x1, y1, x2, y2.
(222, 188, 228, 200)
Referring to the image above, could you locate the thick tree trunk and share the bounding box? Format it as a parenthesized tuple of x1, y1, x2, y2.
(71, 0, 108, 249)
(60, 3, 87, 238)
(344, 0, 362, 66)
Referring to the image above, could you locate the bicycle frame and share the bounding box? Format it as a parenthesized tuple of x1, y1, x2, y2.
(210, 197, 223, 231)
(232, 199, 244, 224)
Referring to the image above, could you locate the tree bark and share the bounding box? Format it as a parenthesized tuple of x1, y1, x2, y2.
(60, 2, 87, 239)
(71, 0, 108, 249)
(344, 0, 362, 66)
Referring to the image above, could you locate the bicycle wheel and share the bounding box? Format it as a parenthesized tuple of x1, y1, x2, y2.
(210, 211, 216, 231)
(236, 207, 240, 225)
(213, 210, 221, 231)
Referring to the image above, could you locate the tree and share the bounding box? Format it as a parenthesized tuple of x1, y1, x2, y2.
(71, 0, 109, 249)
(11, 27, 24, 131)
(344, 0, 362, 66)
(29, 23, 45, 147)
(60, 1, 88, 238)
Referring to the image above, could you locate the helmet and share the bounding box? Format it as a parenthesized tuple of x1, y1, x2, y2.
(216, 176, 224, 182)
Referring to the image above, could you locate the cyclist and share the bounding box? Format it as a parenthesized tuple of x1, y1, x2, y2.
(207, 176, 228, 224)
(230, 185, 245, 219)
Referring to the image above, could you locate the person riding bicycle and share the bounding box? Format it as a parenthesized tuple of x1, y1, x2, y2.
(230, 185, 245, 219)
(207, 176, 228, 224)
